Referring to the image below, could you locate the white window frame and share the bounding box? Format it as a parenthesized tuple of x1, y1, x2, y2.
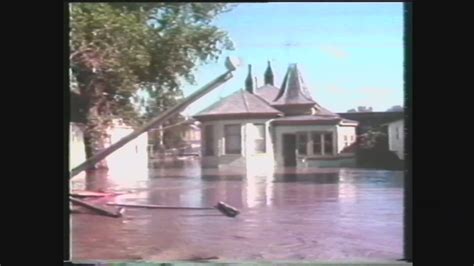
(311, 132, 323, 155)
(309, 131, 334, 156)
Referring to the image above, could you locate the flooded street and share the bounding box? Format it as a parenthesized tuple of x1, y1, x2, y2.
(71, 159, 404, 262)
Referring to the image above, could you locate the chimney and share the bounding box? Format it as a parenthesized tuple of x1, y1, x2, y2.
(264, 60, 274, 86)
(245, 64, 253, 93)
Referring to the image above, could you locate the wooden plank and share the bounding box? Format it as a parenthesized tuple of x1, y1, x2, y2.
(70, 197, 123, 218)
(107, 201, 240, 218)
(106, 202, 214, 210)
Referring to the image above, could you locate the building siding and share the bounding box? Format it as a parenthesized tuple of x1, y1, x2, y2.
(69, 122, 148, 172)
(388, 119, 404, 160)
(200, 118, 274, 170)
(336, 125, 357, 154)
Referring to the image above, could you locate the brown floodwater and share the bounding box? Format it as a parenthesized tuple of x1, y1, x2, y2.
(70, 158, 404, 263)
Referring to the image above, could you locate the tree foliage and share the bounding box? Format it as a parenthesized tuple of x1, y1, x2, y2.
(356, 127, 403, 170)
(70, 3, 235, 167)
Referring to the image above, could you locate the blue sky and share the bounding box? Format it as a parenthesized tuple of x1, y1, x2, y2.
(181, 2, 404, 116)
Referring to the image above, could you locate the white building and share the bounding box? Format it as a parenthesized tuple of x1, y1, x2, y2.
(69, 119, 148, 171)
(193, 62, 359, 170)
(387, 119, 404, 160)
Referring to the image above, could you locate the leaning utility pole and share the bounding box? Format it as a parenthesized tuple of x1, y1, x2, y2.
(69, 57, 240, 218)
(70, 57, 240, 179)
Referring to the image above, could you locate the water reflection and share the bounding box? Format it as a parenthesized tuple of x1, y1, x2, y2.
(76, 166, 149, 193)
(72, 159, 404, 261)
(273, 172, 340, 184)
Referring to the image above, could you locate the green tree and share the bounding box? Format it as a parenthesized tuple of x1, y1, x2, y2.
(70, 3, 234, 169)
(356, 127, 402, 170)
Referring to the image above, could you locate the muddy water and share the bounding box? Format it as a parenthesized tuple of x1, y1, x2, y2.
(71, 159, 404, 262)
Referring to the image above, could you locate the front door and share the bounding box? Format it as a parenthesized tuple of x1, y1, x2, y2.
(283, 134, 297, 167)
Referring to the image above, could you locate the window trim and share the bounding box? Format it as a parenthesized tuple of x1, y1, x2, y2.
(296, 131, 335, 157)
(291, 131, 339, 157)
(311, 132, 323, 155)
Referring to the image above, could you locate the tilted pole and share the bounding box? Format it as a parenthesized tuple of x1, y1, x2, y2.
(70, 57, 240, 179)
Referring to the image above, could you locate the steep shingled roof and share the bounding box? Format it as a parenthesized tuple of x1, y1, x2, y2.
(272, 64, 316, 106)
(313, 102, 340, 117)
(254, 84, 280, 104)
(193, 89, 282, 120)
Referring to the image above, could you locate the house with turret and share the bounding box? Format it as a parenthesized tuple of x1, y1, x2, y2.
(193, 62, 358, 170)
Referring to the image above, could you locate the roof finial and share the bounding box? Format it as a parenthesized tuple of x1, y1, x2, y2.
(245, 64, 253, 93)
(264, 60, 274, 86)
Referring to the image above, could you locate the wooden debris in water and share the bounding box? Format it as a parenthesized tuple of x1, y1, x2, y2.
(70, 197, 123, 218)
(215, 201, 240, 217)
(106, 202, 214, 210)
(106, 201, 240, 217)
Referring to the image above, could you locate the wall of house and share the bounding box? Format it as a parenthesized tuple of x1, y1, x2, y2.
(198, 119, 359, 169)
(273, 124, 337, 167)
(199, 118, 274, 171)
(336, 125, 357, 153)
(388, 119, 404, 160)
(245, 122, 275, 174)
(273, 124, 358, 168)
